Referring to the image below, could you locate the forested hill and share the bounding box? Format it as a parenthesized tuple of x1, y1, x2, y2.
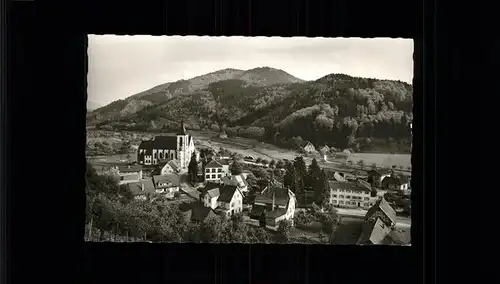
(91, 70, 413, 153)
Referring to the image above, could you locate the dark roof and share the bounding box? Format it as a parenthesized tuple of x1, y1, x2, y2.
(250, 204, 267, 217)
(139, 136, 177, 150)
(221, 175, 248, 188)
(302, 141, 315, 149)
(205, 160, 223, 168)
(217, 184, 239, 203)
(152, 174, 180, 188)
(328, 181, 371, 193)
(265, 208, 287, 219)
(366, 198, 397, 225)
(369, 168, 393, 176)
(190, 203, 217, 222)
(382, 175, 410, 185)
(217, 159, 230, 166)
(254, 186, 290, 207)
(207, 188, 220, 198)
(118, 165, 142, 173)
(127, 179, 156, 195)
(356, 179, 372, 191)
(357, 218, 391, 245)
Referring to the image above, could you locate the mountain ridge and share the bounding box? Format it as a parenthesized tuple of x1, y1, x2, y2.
(90, 68, 413, 153)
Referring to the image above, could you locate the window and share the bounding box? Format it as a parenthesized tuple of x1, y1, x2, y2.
(333, 200, 337, 204)
(211, 168, 216, 173)
(346, 195, 351, 199)
(333, 194, 337, 198)
(212, 174, 216, 179)
(364, 197, 369, 201)
(218, 168, 222, 173)
(154, 153, 157, 159)
(205, 174, 210, 179)
(231, 202, 234, 208)
(217, 174, 221, 178)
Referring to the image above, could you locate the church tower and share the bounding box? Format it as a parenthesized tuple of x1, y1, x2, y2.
(177, 120, 190, 170)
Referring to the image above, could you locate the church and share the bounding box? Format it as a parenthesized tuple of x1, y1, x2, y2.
(137, 122, 196, 170)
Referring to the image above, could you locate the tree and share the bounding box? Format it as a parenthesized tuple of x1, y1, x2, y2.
(283, 162, 296, 191)
(276, 220, 293, 244)
(293, 156, 307, 178)
(248, 227, 272, 244)
(188, 152, 198, 184)
(230, 161, 243, 175)
(314, 170, 330, 207)
(253, 167, 270, 180)
(306, 158, 321, 191)
(256, 157, 262, 164)
(275, 160, 285, 169)
(269, 160, 276, 168)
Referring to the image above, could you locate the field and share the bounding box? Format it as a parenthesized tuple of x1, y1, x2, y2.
(347, 153, 411, 169)
(86, 129, 412, 171)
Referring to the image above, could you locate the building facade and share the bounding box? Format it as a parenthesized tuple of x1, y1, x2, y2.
(204, 159, 230, 183)
(137, 121, 195, 170)
(328, 180, 373, 209)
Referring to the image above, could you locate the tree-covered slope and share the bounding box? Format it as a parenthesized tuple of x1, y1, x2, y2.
(92, 71, 413, 153)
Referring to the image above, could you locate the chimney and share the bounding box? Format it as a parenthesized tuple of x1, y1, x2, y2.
(272, 192, 276, 211)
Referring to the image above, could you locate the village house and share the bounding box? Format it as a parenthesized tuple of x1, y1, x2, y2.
(364, 198, 397, 229)
(381, 174, 410, 191)
(137, 121, 196, 170)
(249, 184, 296, 230)
(319, 145, 331, 154)
(115, 164, 143, 185)
(221, 174, 249, 193)
(179, 202, 218, 223)
(200, 183, 243, 218)
(301, 141, 317, 154)
(204, 159, 230, 183)
(152, 174, 180, 197)
(367, 168, 394, 187)
(158, 159, 180, 175)
(127, 179, 156, 201)
(328, 180, 373, 209)
(218, 130, 228, 139)
(356, 217, 392, 245)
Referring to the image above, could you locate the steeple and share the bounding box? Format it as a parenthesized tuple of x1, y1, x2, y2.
(177, 120, 187, 135)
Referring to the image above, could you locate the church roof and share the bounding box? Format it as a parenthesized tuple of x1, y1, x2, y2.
(139, 136, 177, 150)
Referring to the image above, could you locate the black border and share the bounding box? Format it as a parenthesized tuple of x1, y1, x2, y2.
(3, 0, 458, 282)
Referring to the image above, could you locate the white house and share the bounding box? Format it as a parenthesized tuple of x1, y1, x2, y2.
(221, 174, 249, 193)
(152, 174, 180, 197)
(201, 183, 243, 218)
(328, 179, 373, 209)
(204, 159, 230, 183)
(159, 159, 180, 175)
(115, 165, 143, 185)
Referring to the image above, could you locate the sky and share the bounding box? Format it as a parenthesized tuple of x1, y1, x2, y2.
(88, 36, 413, 106)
